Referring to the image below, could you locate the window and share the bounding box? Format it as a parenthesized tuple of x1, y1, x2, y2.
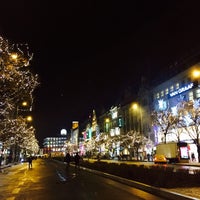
(196, 89, 200, 98)
(161, 90, 164, 97)
(118, 117, 123, 128)
(170, 85, 174, 92)
(165, 88, 169, 95)
(188, 91, 194, 101)
(176, 83, 179, 89)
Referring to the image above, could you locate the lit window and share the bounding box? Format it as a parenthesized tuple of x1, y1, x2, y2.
(161, 90, 164, 97)
(176, 83, 179, 89)
(165, 88, 169, 95)
(196, 89, 200, 98)
(170, 85, 174, 92)
(156, 93, 160, 99)
(188, 91, 194, 101)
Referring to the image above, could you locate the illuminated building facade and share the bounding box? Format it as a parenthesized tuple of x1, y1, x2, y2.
(151, 63, 200, 161)
(78, 63, 200, 161)
(43, 137, 67, 156)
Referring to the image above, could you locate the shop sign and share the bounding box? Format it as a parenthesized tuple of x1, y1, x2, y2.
(169, 83, 193, 97)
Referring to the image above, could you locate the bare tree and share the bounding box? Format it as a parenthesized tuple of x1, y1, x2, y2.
(151, 110, 177, 143)
(177, 100, 200, 162)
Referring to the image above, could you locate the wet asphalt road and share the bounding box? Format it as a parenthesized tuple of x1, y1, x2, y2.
(0, 158, 167, 200)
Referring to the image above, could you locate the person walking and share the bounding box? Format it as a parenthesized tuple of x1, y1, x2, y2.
(191, 152, 196, 162)
(27, 156, 33, 169)
(74, 152, 80, 169)
(65, 152, 71, 168)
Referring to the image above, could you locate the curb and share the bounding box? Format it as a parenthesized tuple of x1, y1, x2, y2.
(53, 159, 199, 200)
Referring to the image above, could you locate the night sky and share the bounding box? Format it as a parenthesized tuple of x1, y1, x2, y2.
(1, 1, 200, 146)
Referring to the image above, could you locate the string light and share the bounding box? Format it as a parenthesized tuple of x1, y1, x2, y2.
(0, 35, 40, 155)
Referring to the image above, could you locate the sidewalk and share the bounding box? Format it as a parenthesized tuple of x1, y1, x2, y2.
(0, 162, 19, 172)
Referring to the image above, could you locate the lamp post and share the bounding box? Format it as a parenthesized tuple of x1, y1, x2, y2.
(105, 118, 110, 133)
(132, 103, 143, 134)
(16, 101, 29, 117)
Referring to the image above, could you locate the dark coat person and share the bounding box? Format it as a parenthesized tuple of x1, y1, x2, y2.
(27, 156, 33, 169)
(74, 152, 80, 168)
(65, 153, 71, 167)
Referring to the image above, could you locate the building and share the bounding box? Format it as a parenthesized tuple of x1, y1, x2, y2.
(78, 62, 200, 162)
(151, 63, 200, 162)
(43, 136, 67, 157)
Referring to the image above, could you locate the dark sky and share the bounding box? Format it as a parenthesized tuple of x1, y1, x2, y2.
(1, 1, 200, 146)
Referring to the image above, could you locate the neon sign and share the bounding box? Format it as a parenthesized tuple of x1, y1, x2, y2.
(169, 83, 193, 97)
(158, 99, 167, 110)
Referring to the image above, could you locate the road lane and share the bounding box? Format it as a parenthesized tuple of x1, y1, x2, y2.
(0, 158, 166, 200)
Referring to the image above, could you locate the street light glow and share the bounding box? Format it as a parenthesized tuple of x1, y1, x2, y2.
(10, 53, 18, 60)
(26, 116, 33, 122)
(132, 102, 143, 133)
(105, 118, 110, 123)
(132, 103, 138, 110)
(22, 101, 28, 106)
(192, 69, 200, 79)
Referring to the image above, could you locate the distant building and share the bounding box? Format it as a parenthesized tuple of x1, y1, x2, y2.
(43, 136, 67, 157)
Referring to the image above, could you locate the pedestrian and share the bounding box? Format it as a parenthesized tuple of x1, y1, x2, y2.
(74, 152, 80, 169)
(191, 153, 195, 162)
(27, 156, 33, 169)
(147, 153, 150, 161)
(65, 152, 71, 168)
(0, 155, 2, 166)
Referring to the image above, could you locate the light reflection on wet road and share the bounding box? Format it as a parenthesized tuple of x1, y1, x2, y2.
(0, 159, 167, 200)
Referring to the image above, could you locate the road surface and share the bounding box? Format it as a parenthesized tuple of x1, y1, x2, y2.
(0, 158, 167, 200)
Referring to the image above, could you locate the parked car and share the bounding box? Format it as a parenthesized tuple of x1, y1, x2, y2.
(153, 154, 167, 164)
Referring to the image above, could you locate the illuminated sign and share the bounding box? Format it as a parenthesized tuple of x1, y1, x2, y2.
(158, 99, 167, 110)
(110, 129, 115, 136)
(169, 83, 193, 97)
(110, 106, 118, 119)
(72, 121, 79, 129)
(112, 111, 117, 119)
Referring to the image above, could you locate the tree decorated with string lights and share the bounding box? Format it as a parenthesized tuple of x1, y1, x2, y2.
(0, 36, 39, 161)
(177, 100, 200, 162)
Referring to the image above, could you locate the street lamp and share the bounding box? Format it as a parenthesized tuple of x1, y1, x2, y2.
(26, 115, 33, 122)
(132, 103, 143, 134)
(10, 53, 18, 60)
(22, 101, 28, 107)
(105, 118, 110, 133)
(191, 69, 200, 89)
(16, 101, 29, 117)
(192, 69, 200, 79)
